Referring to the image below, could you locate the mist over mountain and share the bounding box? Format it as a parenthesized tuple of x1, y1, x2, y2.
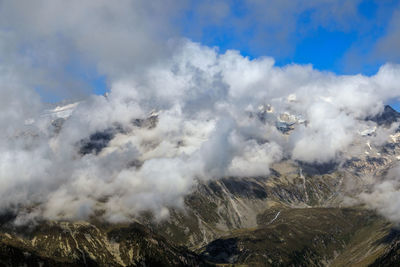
(1, 42, 400, 223)
(2, 0, 400, 266)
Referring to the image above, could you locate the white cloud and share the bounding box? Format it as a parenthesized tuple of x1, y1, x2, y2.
(1, 1, 400, 222)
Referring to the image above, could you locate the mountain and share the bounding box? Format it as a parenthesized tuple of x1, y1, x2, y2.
(2, 104, 400, 266)
(200, 208, 390, 266)
(0, 220, 209, 266)
(367, 105, 400, 126)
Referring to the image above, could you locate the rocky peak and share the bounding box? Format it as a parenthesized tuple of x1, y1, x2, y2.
(368, 105, 400, 126)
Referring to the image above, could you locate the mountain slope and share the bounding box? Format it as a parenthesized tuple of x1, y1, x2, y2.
(201, 207, 392, 266)
(1, 105, 400, 266)
(0, 221, 209, 267)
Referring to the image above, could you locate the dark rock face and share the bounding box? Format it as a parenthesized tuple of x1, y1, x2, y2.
(371, 239, 400, 266)
(275, 121, 294, 133)
(79, 128, 116, 155)
(297, 160, 339, 175)
(131, 114, 158, 129)
(78, 113, 159, 156)
(201, 238, 239, 264)
(367, 105, 400, 126)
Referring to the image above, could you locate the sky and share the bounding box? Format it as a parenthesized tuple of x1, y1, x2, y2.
(66, 0, 400, 109)
(1, 0, 398, 106)
(182, 0, 400, 74)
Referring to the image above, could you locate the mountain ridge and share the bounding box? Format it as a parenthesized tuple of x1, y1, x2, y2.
(1, 104, 400, 266)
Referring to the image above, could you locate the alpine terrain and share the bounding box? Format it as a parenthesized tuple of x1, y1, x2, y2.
(1, 103, 400, 267)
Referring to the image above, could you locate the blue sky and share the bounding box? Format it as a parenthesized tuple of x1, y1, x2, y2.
(88, 0, 400, 107)
(182, 0, 399, 111)
(181, 0, 400, 75)
(2, 0, 400, 110)
(162, 1, 400, 110)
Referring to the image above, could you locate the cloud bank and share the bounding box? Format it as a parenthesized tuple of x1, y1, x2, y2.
(360, 165, 400, 223)
(1, 1, 400, 223)
(1, 40, 400, 222)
